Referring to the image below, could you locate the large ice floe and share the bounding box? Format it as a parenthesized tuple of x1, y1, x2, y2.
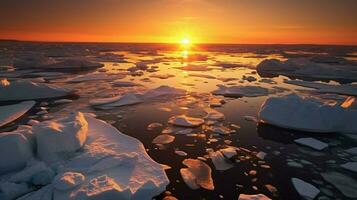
(0, 112, 169, 200)
(256, 57, 357, 82)
(0, 80, 74, 101)
(284, 79, 357, 96)
(258, 93, 357, 133)
(212, 85, 270, 97)
(0, 101, 35, 128)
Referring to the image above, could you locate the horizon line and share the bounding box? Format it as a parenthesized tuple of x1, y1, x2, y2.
(1, 38, 357, 47)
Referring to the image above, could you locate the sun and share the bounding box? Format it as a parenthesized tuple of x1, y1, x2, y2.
(181, 38, 190, 45)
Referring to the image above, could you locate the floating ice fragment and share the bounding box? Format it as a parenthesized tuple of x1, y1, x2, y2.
(284, 80, 357, 96)
(175, 150, 188, 156)
(294, 138, 328, 151)
(256, 151, 267, 160)
(149, 73, 175, 79)
(168, 115, 204, 128)
(152, 135, 175, 144)
(213, 85, 270, 97)
(209, 150, 234, 171)
(90, 93, 143, 108)
(180, 159, 214, 190)
(291, 178, 320, 200)
(238, 193, 271, 200)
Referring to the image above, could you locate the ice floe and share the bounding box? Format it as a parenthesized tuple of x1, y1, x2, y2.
(212, 85, 270, 97)
(0, 80, 74, 101)
(208, 150, 234, 171)
(0, 112, 169, 200)
(180, 159, 214, 190)
(152, 135, 175, 144)
(67, 73, 126, 83)
(168, 115, 204, 127)
(291, 178, 319, 200)
(90, 93, 143, 108)
(259, 94, 357, 133)
(284, 80, 357, 96)
(238, 194, 271, 200)
(294, 138, 328, 151)
(257, 57, 357, 82)
(0, 101, 35, 128)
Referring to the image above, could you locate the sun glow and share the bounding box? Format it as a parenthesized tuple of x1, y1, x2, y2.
(181, 38, 190, 45)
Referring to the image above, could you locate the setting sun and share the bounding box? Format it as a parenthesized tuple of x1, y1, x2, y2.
(181, 38, 190, 45)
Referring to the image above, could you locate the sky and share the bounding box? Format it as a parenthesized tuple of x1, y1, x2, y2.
(0, 0, 356, 44)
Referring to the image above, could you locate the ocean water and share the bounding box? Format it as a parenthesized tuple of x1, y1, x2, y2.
(1, 41, 357, 199)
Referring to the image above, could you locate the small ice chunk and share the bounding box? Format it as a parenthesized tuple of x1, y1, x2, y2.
(169, 115, 204, 127)
(152, 135, 175, 144)
(149, 73, 175, 79)
(256, 151, 267, 160)
(143, 85, 186, 98)
(244, 116, 258, 122)
(208, 126, 235, 135)
(243, 75, 257, 82)
(180, 159, 214, 190)
(294, 138, 328, 151)
(291, 178, 320, 200)
(147, 123, 163, 130)
(53, 172, 85, 190)
(175, 150, 188, 156)
(238, 193, 271, 200)
(53, 99, 73, 105)
(220, 147, 237, 159)
(0, 101, 36, 128)
(341, 162, 357, 173)
(212, 85, 270, 97)
(209, 151, 234, 171)
(90, 93, 143, 108)
(204, 108, 225, 121)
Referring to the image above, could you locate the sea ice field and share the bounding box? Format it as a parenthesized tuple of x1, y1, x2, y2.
(0, 41, 357, 200)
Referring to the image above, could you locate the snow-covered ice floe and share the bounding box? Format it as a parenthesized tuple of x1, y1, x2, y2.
(212, 85, 270, 97)
(0, 101, 35, 128)
(0, 80, 74, 101)
(258, 94, 357, 133)
(0, 112, 169, 200)
(294, 138, 328, 151)
(256, 57, 357, 82)
(168, 115, 205, 128)
(284, 79, 357, 96)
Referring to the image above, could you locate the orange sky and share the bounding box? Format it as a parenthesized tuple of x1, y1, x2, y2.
(0, 0, 356, 44)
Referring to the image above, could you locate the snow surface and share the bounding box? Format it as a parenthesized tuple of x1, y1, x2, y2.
(0, 80, 74, 101)
(0, 101, 35, 128)
(259, 94, 357, 133)
(0, 129, 33, 174)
